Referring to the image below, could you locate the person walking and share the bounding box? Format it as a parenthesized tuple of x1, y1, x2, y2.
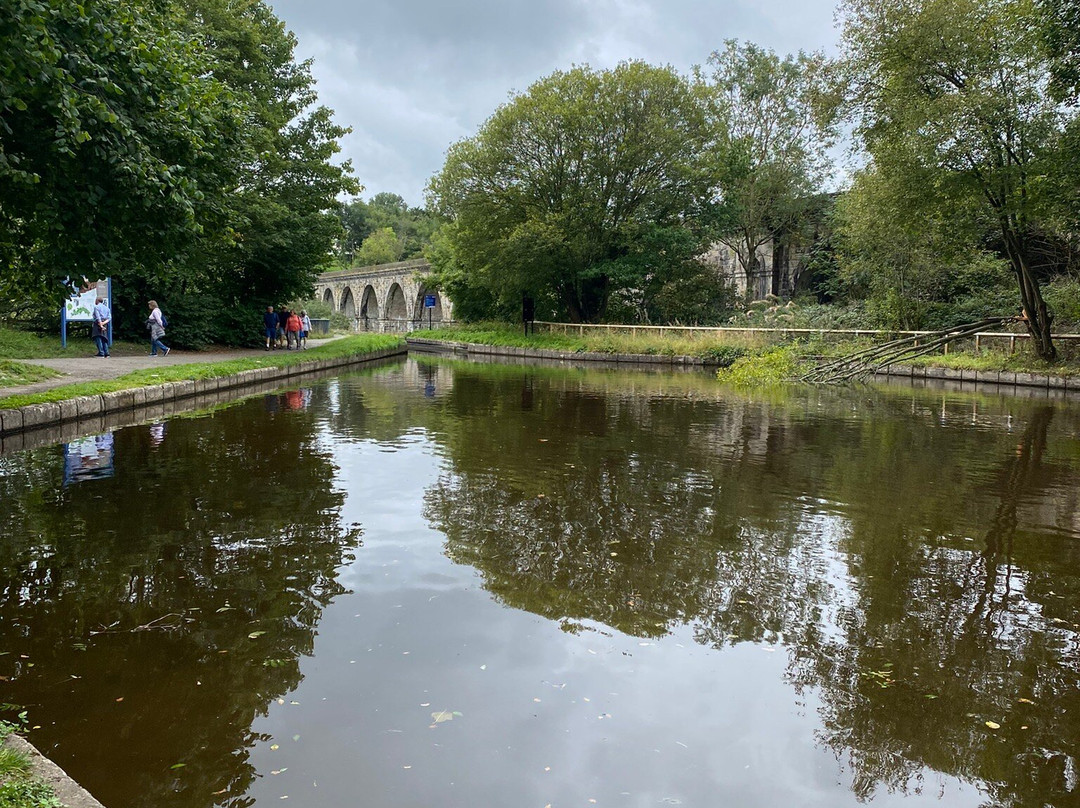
(286, 309, 302, 350)
(300, 310, 312, 349)
(277, 306, 290, 349)
(92, 297, 111, 357)
(147, 300, 170, 357)
(264, 305, 277, 350)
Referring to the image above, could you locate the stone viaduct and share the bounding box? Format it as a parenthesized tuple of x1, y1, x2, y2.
(314, 259, 452, 332)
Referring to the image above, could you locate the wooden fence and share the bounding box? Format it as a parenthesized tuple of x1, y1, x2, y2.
(533, 322, 1080, 355)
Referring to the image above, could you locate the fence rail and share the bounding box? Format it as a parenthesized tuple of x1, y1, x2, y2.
(533, 321, 1080, 354)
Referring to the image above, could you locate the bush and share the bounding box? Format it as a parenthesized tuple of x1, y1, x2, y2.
(1044, 278, 1080, 330)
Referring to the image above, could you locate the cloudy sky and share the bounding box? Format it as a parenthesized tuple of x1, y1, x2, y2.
(267, 0, 842, 207)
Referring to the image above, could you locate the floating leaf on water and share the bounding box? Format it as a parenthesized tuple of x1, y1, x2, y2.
(292, 735, 300, 742)
(170, 763, 186, 770)
(1017, 698, 1035, 705)
(480, 665, 487, 670)
(248, 631, 267, 639)
(431, 711, 455, 723)
(270, 744, 279, 750)
(277, 698, 285, 705)
(985, 721, 1001, 730)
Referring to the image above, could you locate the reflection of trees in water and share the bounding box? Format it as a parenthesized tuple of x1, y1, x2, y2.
(419, 368, 1080, 807)
(783, 405, 1080, 806)
(0, 389, 359, 808)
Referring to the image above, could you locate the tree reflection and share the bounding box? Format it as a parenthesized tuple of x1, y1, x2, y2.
(419, 366, 1080, 807)
(0, 389, 360, 808)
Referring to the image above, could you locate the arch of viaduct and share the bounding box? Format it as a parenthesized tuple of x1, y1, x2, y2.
(314, 259, 453, 333)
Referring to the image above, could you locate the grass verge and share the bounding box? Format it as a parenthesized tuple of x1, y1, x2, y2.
(418, 323, 1080, 381)
(0, 334, 404, 409)
(0, 325, 145, 360)
(416, 322, 768, 363)
(0, 724, 60, 808)
(0, 362, 60, 388)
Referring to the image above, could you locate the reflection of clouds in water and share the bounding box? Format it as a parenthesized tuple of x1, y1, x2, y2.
(62, 432, 114, 485)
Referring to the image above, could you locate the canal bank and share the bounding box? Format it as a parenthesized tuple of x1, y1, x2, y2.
(2, 733, 105, 808)
(406, 336, 1080, 393)
(0, 338, 405, 441)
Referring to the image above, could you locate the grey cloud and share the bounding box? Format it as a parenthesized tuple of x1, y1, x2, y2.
(269, 0, 839, 205)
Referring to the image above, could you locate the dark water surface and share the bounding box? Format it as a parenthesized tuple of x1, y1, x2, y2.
(1, 357, 1079, 808)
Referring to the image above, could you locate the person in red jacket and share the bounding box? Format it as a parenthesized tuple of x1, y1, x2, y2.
(285, 310, 302, 350)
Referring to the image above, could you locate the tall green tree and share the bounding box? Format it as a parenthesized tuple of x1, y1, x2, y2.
(702, 41, 833, 299)
(0, 0, 238, 316)
(338, 193, 440, 266)
(837, 0, 1075, 359)
(1039, 0, 1080, 101)
(427, 62, 720, 323)
(355, 226, 404, 266)
(152, 0, 357, 345)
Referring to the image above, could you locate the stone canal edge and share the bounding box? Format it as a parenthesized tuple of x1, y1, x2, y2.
(2, 734, 105, 808)
(0, 346, 406, 439)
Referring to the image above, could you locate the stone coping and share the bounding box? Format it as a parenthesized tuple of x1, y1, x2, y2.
(874, 363, 1077, 391)
(0, 346, 405, 440)
(2, 733, 105, 808)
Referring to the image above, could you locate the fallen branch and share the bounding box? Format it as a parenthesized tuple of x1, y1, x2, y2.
(802, 317, 1019, 384)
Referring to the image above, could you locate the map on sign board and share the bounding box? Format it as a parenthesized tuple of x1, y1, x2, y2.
(64, 279, 107, 322)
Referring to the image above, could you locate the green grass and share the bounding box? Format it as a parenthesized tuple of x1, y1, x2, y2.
(418, 322, 771, 360)
(0, 325, 145, 359)
(0, 778, 61, 808)
(716, 345, 805, 387)
(0, 749, 29, 781)
(0, 724, 60, 808)
(0, 334, 404, 409)
(420, 323, 1080, 382)
(0, 362, 59, 388)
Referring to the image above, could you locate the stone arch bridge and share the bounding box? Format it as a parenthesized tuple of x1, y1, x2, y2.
(314, 259, 452, 332)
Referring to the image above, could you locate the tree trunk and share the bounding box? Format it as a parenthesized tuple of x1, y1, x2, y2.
(1001, 221, 1056, 361)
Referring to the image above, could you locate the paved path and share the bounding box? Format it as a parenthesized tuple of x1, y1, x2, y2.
(4, 340, 338, 399)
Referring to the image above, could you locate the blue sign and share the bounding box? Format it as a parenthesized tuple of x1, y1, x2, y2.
(424, 294, 437, 309)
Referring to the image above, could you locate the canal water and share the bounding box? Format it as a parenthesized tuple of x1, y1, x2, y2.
(1, 357, 1078, 808)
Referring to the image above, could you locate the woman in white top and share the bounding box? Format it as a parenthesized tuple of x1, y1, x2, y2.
(147, 300, 170, 357)
(300, 310, 312, 349)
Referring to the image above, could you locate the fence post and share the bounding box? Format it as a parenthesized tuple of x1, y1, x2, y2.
(1010, 336, 1016, 354)
(975, 335, 981, 354)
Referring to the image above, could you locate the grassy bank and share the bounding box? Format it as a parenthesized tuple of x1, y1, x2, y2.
(0, 362, 59, 388)
(416, 323, 1080, 383)
(418, 323, 768, 364)
(0, 334, 403, 409)
(0, 725, 60, 808)
(0, 325, 145, 359)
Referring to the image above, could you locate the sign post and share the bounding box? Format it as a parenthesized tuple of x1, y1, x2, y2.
(522, 294, 535, 336)
(423, 293, 437, 329)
